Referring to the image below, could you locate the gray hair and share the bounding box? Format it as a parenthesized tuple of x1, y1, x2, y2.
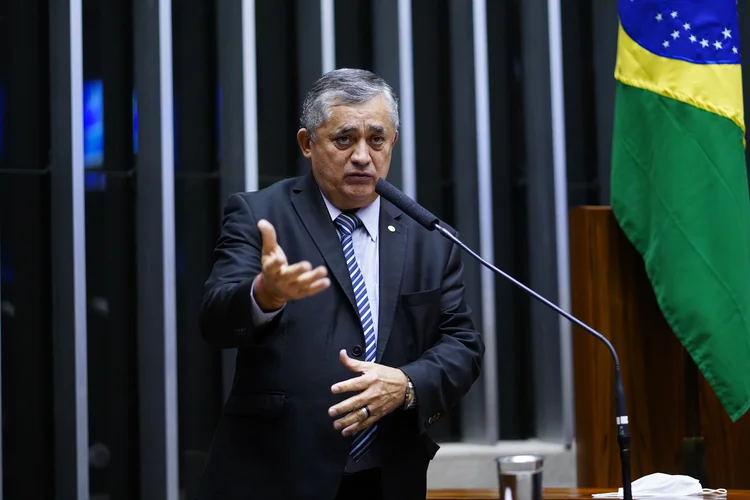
(300, 68, 400, 141)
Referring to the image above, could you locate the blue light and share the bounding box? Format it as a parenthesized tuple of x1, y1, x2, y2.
(84, 171, 107, 192)
(83, 79, 104, 168)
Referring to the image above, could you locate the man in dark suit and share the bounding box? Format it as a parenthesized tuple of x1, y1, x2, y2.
(197, 68, 484, 500)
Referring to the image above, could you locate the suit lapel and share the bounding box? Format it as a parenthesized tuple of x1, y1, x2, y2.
(290, 173, 358, 313)
(376, 200, 408, 362)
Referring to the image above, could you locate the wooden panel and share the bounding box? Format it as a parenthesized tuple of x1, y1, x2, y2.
(426, 489, 750, 500)
(569, 206, 750, 489)
(569, 206, 687, 487)
(699, 372, 750, 488)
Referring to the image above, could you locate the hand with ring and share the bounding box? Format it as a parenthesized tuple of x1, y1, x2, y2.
(327, 349, 409, 437)
(359, 406, 371, 420)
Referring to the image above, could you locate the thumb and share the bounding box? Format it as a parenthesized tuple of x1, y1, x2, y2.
(257, 219, 278, 256)
(339, 349, 365, 373)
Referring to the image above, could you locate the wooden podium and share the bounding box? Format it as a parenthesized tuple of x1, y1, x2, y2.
(569, 206, 750, 489)
(426, 489, 750, 499)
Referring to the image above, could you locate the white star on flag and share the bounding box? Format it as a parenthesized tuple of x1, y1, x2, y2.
(641, 6, 741, 59)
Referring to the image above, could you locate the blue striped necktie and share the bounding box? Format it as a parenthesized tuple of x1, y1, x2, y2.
(334, 212, 377, 462)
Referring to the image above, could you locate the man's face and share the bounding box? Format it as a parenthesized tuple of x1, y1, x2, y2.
(297, 95, 398, 211)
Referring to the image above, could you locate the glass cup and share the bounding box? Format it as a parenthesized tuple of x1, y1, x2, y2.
(495, 454, 545, 500)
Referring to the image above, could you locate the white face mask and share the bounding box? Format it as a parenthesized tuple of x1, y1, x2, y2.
(591, 472, 727, 498)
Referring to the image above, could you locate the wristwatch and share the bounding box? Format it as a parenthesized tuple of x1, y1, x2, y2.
(403, 376, 417, 410)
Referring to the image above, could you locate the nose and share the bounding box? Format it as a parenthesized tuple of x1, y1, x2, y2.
(350, 139, 371, 166)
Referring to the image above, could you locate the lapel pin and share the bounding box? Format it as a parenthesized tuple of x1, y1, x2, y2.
(387, 225, 396, 233)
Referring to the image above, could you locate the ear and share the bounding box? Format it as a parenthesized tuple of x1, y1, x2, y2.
(392, 130, 399, 147)
(297, 128, 313, 158)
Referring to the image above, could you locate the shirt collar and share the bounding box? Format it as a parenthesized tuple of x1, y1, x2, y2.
(319, 190, 380, 242)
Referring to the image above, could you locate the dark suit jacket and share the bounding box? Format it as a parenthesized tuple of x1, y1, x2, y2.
(196, 172, 484, 500)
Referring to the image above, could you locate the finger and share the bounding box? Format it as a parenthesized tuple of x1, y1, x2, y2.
(330, 375, 370, 398)
(293, 271, 330, 296)
(262, 253, 285, 276)
(257, 219, 278, 256)
(332, 406, 370, 431)
(342, 415, 378, 437)
(303, 278, 331, 296)
(281, 260, 313, 277)
(295, 265, 328, 285)
(291, 278, 331, 300)
(328, 389, 370, 417)
(338, 348, 367, 375)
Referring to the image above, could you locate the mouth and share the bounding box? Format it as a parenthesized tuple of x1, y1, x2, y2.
(344, 172, 375, 181)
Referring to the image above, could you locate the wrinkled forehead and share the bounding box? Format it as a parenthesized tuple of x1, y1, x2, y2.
(329, 122, 388, 137)
(322, 100, 395, 135)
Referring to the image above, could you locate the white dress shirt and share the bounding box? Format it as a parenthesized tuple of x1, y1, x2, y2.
(320, 193, 380, 339)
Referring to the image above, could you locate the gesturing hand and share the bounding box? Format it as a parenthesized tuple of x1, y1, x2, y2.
(328, 349, 409, 437)
(253, 219, 331, 311)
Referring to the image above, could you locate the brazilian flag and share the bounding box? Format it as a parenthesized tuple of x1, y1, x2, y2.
(611, 0, 750, 421)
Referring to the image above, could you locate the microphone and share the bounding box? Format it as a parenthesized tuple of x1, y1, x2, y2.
(375, 177, 633, 500)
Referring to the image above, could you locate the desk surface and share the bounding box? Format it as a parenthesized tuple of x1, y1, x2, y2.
(427, 488, 749, 500)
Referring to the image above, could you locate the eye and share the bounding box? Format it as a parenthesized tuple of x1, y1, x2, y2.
(371, 136, 385, 146)
(335, 136, 352, 146)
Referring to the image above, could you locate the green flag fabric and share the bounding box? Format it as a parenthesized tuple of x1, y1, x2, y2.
(611, 1, 750, 421)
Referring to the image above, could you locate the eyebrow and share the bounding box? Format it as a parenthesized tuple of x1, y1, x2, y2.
(330, 124, 387, 136)
(331, 125, 358, 136)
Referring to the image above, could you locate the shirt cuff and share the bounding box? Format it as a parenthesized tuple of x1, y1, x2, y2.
(250, 278, 285, 327)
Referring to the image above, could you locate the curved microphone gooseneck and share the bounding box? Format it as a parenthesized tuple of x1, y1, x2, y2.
(375, 177, 633, 500)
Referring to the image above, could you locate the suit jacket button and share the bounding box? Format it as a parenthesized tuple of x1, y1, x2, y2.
(352, 345, 363, 356)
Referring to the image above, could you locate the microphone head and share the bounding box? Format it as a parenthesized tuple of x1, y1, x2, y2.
(375, 177, 439, 230)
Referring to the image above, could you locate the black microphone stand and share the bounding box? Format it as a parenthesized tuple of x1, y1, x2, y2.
(433, 223, 633, 500)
